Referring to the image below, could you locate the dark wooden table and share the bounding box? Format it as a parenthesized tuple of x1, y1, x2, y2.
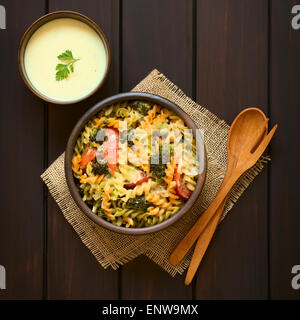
(0, 0, 299, 300)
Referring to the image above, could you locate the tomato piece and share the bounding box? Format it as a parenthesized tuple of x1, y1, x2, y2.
(102, 128, 119, 175)
(174, 167, 192, 199)
(124, 174, 150, 189)
(80, 147, 97, 169)
(135, 176, 150, 185)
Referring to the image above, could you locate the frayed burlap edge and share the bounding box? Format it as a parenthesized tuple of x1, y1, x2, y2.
(41, 69, 270, 277)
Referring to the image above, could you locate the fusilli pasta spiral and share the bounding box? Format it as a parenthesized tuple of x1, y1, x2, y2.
(71, 100, 199, 228)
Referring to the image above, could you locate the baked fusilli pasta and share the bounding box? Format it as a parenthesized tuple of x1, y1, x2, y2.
(72, 100, 199, 228)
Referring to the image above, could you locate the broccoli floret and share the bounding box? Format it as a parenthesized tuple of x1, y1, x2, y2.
(150, 145, 166, 181)
(131, 101, 151, 115)
(150, 163, 166, 181)
(126, 196, 151, 212)
(92, 162, 109, 175)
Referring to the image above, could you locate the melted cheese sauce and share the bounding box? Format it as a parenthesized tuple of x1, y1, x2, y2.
(24, 18, 107, 102)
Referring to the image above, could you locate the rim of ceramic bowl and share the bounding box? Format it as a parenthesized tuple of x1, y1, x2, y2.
(65, 92, 207, 235)
(18, 10, 111, 105)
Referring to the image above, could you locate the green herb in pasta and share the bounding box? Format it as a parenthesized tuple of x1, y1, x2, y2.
(125, 196, 151, 212)
(92, 162, 109, 176)
(131, 101, 151, 115)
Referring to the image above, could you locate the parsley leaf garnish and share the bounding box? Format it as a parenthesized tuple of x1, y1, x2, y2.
(55, 50, 80, 81)
(57, 50, 74, 61)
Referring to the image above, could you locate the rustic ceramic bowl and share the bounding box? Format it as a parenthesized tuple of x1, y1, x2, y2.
(18, 11, 111, 104)
(65, 92, 206, 235)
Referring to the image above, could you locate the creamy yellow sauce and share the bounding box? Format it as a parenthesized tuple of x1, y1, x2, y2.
(24, 18, 107, 102)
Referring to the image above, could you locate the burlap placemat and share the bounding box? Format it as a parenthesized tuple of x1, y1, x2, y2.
(41, 69, 269, 276)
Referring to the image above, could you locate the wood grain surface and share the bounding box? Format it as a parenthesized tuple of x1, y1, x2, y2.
(269, 0, 300, 299)
(195, 0, 269, 299)
(0, 0, 299, 300)
(0, 0, 46, 299)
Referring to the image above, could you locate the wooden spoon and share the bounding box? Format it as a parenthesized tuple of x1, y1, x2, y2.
(184, 112, 269, 269)
(183, 108, 277, 285)
(169, 108, 269, 267)
(169, 108, 275, 268)
(183, 117, 268, 285)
